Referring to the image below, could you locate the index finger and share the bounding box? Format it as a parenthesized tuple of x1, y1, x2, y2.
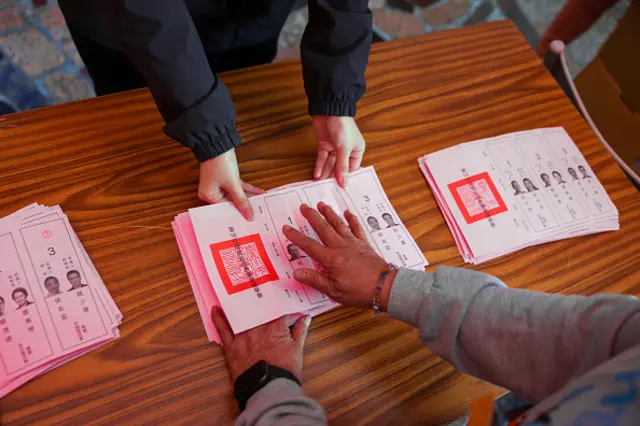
(282, 225, 330, 261)
(335, 145, 349, 188)
(300, 203, 343, 247)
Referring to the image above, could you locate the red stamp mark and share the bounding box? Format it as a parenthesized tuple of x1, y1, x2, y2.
(42, 230, 52, 238)
(448, 172, 507, 224)
(210, 234, 279, 295)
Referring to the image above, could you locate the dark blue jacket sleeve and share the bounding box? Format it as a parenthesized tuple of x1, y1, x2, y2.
(107, 0, 240, 162)
(301, 0, 372, 117)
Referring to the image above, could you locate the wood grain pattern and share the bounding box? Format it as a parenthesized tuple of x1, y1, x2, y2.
(0, 21, 639, 425)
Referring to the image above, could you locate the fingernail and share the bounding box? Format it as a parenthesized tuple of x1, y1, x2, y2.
(293, 269, 304, 280)
(283, 225, 292, 232)
(304, 315, 312, 326)
(317, 201, 326, 209)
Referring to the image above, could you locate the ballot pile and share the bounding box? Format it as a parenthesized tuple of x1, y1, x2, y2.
(173, 166, 429, 343)
(418, 128, 619, 264)
(0, 204, 122, 398)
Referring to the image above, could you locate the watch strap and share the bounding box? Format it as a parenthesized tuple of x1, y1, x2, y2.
(234, 360, 301, 411)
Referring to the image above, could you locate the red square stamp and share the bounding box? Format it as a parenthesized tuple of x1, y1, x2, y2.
(448, 172, 508, 224)
(210, 234, 279, 295)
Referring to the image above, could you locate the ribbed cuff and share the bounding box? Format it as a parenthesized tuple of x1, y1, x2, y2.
(308, 99, 357, 117)
(387, 268, 435, 328)
(190, 128, 241, 162)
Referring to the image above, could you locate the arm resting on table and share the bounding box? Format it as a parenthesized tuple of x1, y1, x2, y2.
(107, 0, 240, 161)
(388, 266, 640, 403)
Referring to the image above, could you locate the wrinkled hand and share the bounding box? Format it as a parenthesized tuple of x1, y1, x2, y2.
(312, 116, 365, 188)
(198, 149, 265, 221)
(283, 203, 396, 310)
(211, 307, 311, 382)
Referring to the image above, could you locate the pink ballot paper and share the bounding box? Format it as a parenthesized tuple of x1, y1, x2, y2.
(418, 127, 619, 264)
(173, 166, 428, 341)
(0, 204, 122, 398)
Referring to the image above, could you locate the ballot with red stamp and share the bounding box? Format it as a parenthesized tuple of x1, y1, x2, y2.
(184, 166, 428, 335)
(419, 128, 619, 264)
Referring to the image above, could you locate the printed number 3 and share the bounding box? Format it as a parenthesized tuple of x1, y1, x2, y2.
(47, 247, 55, 255)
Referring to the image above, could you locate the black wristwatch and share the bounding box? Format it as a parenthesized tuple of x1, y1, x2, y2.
(234, 360, 301, 411)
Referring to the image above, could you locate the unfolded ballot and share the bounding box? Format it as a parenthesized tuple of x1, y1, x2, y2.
(173, 166, 428, 343)
(0, 204, 122, 398)
(419, 127, 619, 264)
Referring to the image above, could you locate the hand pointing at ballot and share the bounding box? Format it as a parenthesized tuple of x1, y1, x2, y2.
(312, 117, 366, 188)
(198, 149, 265, 221)
(283, 202, 397, 311)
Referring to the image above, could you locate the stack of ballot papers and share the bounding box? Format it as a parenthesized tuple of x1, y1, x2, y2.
(419, 127, 619, 264)
(0, 204, 122, 398)
(173, 166, 428, 343)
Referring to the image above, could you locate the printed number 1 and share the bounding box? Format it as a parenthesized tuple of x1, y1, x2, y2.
(288, 217, 293, 224)
(47, 247, 55, 255)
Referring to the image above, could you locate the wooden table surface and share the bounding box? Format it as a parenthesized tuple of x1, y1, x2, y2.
(1, 20, 639, 425)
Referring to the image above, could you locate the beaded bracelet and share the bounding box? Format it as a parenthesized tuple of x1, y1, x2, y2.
(373, 263, 397, 315)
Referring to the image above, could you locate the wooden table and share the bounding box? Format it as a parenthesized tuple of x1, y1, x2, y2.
(1, 20, 639, 425)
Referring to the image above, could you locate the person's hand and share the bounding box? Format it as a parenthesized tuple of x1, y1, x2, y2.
(312, 116, 365, 188)
(282, 203, 396, 311)
(211, 307, 311, 382)
(198, 149, 265, 221)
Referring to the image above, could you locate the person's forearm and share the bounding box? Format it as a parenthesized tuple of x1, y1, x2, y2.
(536, 0, 619, 56)
(236, 379, 327, 426)
(301, 0, 372, 117)
(106, 0, 240, 161)
(388, 267, 640, 403)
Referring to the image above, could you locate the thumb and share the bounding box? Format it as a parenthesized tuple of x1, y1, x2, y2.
(225, 181, 254, 221)
(293, 268, 332, 294)
(291, 315, 312, 344)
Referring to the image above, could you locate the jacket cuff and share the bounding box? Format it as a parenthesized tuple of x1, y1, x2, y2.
(387, 268, 435, 328)
(189, 128, 241, 162)
(308, 99, 357, 117)
(163, 78, 241, 162)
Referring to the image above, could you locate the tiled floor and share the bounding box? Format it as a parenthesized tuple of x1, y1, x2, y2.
(0, 0, 629, 114)
(0, 0, 93, 112)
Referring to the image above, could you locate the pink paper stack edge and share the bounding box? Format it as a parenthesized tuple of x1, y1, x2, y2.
(172, 209, 340, 343)
(1, 338, 115, 399)
(0, 204, 122, 398)
(418, 156, 619, 264)
(172, 213, 221, 344)
(418, 157, 474, 262)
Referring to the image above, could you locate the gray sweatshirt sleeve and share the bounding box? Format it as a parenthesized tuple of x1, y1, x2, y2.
(388, 266, 640, 403)
(236, 378, 327, 426)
